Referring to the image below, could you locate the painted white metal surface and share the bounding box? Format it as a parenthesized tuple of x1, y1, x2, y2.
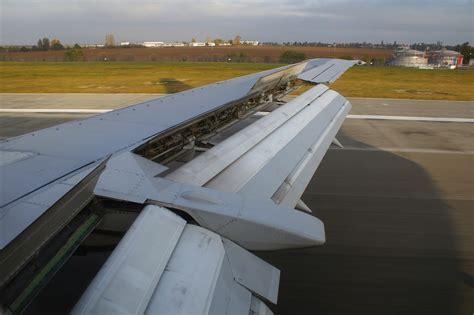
(298, 59, 358, 83)
(96, 172, 326, 250)
(146, 224, 225, 314)
(250, 296, 274, 315)
(2, 59, 360, 313)
(0, 62, 299, 246)
(72, 205, 186, 315)
(273, 101, 351, 207)
(206, 91, 346, 200)
(0, 151, 37, 166)
(167, 86, 349, 208)
(94, 152, 168, 203)
(222, 239, 280, 303)
(0, 58, 356, 251)
(75, 205, 280, 315)
(208, 254, 252, 315)
(166, 84, 329, 186)
(0, 162, 99, 249)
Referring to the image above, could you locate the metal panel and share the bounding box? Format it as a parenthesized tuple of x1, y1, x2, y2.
(1, 153, 84, 207)
(235, 93, 347, 200)
(166, 84, 329, 186)
(146, 224, 225, 315)
(0, 159, 104, 286)
(273, 101, 351, 207)
(71, 205, 186, 315)
(205, 91, 345, 198)
(208, 255, 252, 315)
(0, 151, 37, 166)
(76, 213, 278, 315)
(0, 59, 357, 248)
(0, 162, 98, 249)
(298, 59, 358, 83)
(96, 174, 325, 250)
(94, 152, 168, 203)
(222, 239, 280, 304)
(249, 296, 274, 315)
(0, 63, 292, 222)
(297, 63, 334, 82)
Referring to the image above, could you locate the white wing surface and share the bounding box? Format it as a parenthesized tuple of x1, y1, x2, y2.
(0, 59, 358, 314)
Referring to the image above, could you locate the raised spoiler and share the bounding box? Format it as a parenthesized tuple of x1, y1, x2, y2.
(0, 59, 358, 314)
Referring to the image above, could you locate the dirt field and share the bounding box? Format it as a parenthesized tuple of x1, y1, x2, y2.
(0, 46, 392, 63)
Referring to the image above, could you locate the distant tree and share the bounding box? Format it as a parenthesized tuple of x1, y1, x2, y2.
(454, 42, 473, 64)
(20, 46, 29, 52)
(213, 38, 224, 45)
(191, 38, 196, 43)
(105, 34, 115, 47)
(232, 35, 241, 45)
(50, 39, 65, 50)
(206, 36, 212, 43)
(37, 39, 43, 50)
(279, 50, 306, 64)
(41, 38, 50, 50)
(73, 43, 82, 49)
(64, 49, 84, 61)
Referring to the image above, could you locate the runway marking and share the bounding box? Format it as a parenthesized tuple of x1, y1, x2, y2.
(2, 109, 473, 123)
(348, 97, 474, 103)
(0, 109, 112, 114)
(330, 146, 474, 155)
(347, 115, 474, 123)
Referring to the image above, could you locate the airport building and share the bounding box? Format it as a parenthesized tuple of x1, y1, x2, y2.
(142, 41, 164, 47)
(162, 42, 185, 47)
(389, 48, 428, 68)
(428, 49, 463, 68)
(189, 42, 206, 47)
(242, 40, 259, 46)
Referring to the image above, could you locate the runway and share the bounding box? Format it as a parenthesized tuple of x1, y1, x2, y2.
(1, 95, 473, 314)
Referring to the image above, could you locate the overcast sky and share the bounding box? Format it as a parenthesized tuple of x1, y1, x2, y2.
(1, 0, 473, 45)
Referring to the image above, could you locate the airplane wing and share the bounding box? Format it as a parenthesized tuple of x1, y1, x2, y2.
(0, 59, 359, 314)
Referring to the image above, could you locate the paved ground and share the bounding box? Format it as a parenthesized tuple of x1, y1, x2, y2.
(0, 93, 163, 139)
(1, 95, 473, 314)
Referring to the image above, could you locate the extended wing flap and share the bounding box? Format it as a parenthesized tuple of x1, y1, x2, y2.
(73, 205, 279, 315)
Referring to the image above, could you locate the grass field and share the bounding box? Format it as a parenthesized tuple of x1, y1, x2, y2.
(1, 62, 473, 100)
(331, 66, 474, 100)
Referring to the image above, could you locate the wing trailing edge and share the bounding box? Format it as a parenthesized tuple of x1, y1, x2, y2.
(72, 205, 279, 315)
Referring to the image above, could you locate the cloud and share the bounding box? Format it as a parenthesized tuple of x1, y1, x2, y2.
(1, 0, 472, 45)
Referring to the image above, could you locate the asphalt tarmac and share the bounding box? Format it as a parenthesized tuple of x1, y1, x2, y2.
(1, 95, 472, 314)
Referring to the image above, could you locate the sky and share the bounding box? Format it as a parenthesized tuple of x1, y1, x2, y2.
(1, 0, 473, 45)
